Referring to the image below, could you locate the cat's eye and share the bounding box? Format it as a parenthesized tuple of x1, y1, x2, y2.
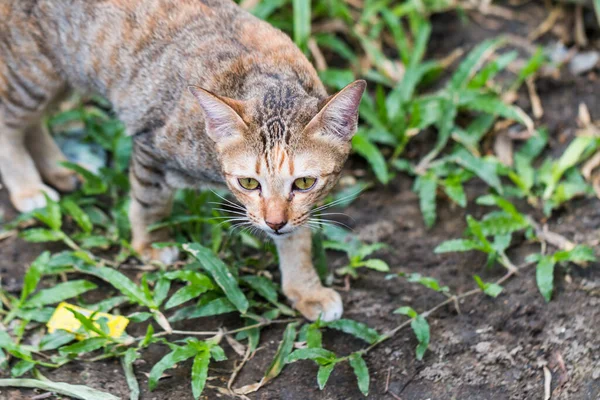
(238, 178, 260, 190)
(293, 177, 316, 191)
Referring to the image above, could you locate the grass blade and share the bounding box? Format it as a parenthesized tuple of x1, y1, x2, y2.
(191, 348, 211, 399)
(183, 243, 249, 314)
(0, 379, 119, 400)
(264, 322, 299, 382)
(74, 264, 155, 308)
(26, 280, 97, 307)
(121, 349, 140, 400)
(325, 319, 381, 344)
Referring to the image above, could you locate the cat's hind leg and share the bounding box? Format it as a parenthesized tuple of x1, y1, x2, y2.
(0, 121, 59, 212)
(26, 123, 79, 192)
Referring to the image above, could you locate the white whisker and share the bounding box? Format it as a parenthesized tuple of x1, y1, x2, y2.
(312, 188, 366, 213)
(211, 208, 248, 216)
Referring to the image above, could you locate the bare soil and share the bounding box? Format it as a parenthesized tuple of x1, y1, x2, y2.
(1, 2, 599, 399)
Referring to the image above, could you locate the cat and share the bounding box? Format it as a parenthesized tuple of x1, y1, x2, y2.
(0, 0, 365, 321)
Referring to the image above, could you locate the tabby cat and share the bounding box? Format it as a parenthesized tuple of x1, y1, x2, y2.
(0, 0, 365, 321)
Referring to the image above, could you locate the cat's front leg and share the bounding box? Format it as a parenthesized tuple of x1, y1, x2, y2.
(275, 227, 343, 322)
(129, 143, 179, 264)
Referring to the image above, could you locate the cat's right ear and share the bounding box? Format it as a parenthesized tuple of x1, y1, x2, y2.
(188, 86, 248, 144)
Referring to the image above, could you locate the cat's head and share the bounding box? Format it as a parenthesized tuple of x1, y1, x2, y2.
(189, 80, 365, 237)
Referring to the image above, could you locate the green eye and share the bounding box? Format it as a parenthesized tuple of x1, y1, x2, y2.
(293, 177, 316, 191)
(238, 178, 260, 190)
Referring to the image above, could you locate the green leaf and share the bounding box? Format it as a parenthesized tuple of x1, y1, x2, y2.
(349, 353, 369, 396)
(468, 51, 518, 89)
(434, 239, 481, 253)
(0, 331, 33, 360)
(80, 235, 112, 250)
(442, 176, 467, 207)
(74, 264, 155, 308)
(480, 213, 528, 237)
(466, 216, 494, 253)
(127, 312, 153, 323)
(306, 324, 322, 349)
(191, 348, 211, 399)
(394, 306, 417, 319)
(359, 259, 390, 272)
(39, 331, 76, 351)
(319, 69, 355, 90)
(209, 344, 227, 362)
(59, 337, 108, 355)
(66, 308, 109, 338)
(264, 322, 298, 382)
(286, 348, 336, 365)
(11, 360, 35, 377)
(0, 379, 119, 400)
(544, 136, 595, 199)
(165, 285, 211, 310)
(317, 363, 335, 390)
(453, 149, 503, 194)
(516, 128, 548, 162)
(33, 196, 62, 231)
(241, 276, 278, 303)
(121, 348, 140, 400)
(473, 275, 503, 298)
(406, 274, 449, 293)
(515, 47, 546, 86)
(20, 228, 64, 243)
(169, 297, 236, 322)
(483, 283, 503, 298)
(26, 280, 97, 307)
(20, 252, 50, 303)
(61, 162, 108, 195)
(62, 200, 93, 233)
(554, 245, 596, 263)
(355, 243, 387, 260)
(292, 0, 310, 52)
(164, 270, 214, 287)
(325, 319, 381, 344)
(457, 91, 533, 131)
(411, 315, 430, 360)
(450, 38, 503, 90)
(536, 256, 555, 302)
(183, 244, 249, 314)
(149, 346, 197, 391)
(153, 278, 171, 307)
(141, 325, 155, 348)
(414, 172, 438, 228)
(352, 134, 389, 184)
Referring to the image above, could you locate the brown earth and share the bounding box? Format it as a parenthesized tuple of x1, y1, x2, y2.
(1, 1, 600, 399)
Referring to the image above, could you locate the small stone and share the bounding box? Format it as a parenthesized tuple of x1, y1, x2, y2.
(569, 51, 599, 75)
(475, 342, 492, 353)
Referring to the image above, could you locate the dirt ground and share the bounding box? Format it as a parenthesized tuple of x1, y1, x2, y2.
(1, 2, 600, 400)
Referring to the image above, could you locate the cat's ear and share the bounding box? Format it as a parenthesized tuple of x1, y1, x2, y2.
(305, 80, 366, 141)
(188, 86, 248, 144)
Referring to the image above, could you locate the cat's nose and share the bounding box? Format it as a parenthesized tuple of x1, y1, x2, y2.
(265, 220, 287, 232)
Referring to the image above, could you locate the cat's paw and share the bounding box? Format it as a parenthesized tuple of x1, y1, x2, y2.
(135, 244, 180, 265)
(10, 184, 60, 213)
(45, 168, 80, 192)
(292, 287, 343, 322)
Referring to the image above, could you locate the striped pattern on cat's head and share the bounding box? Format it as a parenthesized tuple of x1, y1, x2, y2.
(190, 80, 366, 236)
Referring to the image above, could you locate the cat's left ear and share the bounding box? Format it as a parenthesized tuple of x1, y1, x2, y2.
(188, 86, 248, 144)
(305, 80, 366, 141)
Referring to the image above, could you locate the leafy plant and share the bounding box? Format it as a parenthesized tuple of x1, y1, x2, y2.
(321, 225, 389, 277)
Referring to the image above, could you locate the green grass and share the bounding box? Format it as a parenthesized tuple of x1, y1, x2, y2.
(1, 1, 599, 398)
